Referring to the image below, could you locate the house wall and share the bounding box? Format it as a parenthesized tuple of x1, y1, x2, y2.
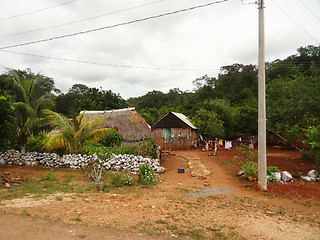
(153, 127, 198, 150)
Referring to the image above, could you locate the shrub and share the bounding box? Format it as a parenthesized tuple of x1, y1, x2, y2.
(100, 128, 122, 147)
(109, 169, 134, 186)
(305, 125, 320, 166)
(137, 164, 158, 185)
(138, 138, 157, 159)
(242, 161, 258, 178)
(27, 133, 46, 152)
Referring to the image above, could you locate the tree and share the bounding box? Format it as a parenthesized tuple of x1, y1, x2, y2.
(192, 109, 224, 137)
(6, 70, 55, 153)
(55, 84, 127, 117)
(42, 110, 113, 154)
(0, 94, 16, 151)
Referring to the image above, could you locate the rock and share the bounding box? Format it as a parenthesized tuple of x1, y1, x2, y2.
(5, 182, 11, 188)
(281, 171, 293, 182)
(271, 172, 282, 182)
(308, 170, 319, 178)
(0, 159, 6, 165)
(301, 176, 315, 182)
(237, 170, 244, 176)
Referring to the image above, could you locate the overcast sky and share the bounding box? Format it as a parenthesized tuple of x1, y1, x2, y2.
(0, 0, 319, 99)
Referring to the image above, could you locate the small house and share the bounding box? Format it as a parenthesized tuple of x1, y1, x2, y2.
(151, 112, 198, 150)
(80, 108, 150, 145)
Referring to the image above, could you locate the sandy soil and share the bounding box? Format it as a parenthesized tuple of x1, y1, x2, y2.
(0, 148, 319, 240)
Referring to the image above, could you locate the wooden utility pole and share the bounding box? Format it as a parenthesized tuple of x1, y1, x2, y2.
(258, 0, 267, 191)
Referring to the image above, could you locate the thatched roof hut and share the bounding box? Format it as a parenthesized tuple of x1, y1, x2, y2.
(80, 108, 150, 143)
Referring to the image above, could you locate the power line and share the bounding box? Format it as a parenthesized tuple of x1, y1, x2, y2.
(0, 49, 220, 72)
(270, 0, 319, 45)
(298, 0, 320, 23)
(0, 0, 228, 50)
(0, 0, 80, 22)
(0, 0, 166, 39)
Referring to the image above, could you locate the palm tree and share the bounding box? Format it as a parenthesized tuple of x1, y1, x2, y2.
(8, 70, 54, 153)
(42, 110, 110, 154)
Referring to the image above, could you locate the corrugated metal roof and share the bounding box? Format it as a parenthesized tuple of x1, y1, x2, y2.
(80, 107, 135, 114)
(171, 112, 197, 130)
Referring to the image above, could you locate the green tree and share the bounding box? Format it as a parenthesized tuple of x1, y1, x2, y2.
(192, 109, 224, 137)
(42, 110, 113, 154)
(0, 94, 16, 151)
(6, 70, 54, 153)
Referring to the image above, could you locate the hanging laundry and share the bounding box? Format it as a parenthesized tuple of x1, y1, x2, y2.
(200, 135, 204, 142)
(225, 141, 232, 149)
(219, 139, 223, 145)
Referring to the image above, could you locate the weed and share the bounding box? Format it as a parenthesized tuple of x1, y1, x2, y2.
(187, 228, 205, 240)
(56, 196, 63, 201)
(73, 216, 82, 222)
(65, 173, 73, 182)
(22, 208, 30, 216)
(100, 182, 110, 192)
(39, 169, 57, 181)
(109, 169, 135, 186)
(244, 183, 251, 187)
(87, 185, 95, 192)
(222, 161, 230, 164)
(74, 186, 85, 193)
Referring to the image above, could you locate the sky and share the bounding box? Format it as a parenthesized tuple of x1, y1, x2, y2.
(0, 0, 319, 99)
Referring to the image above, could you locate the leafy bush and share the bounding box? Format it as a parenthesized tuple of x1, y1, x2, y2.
(267, 166, 281, 175)
(242, 161, 258, 178)
(27, 133, 46, 152)
(138, 138, 157, 159)
(137, 164, 158, 185)
(83, 142, 136, 157)
(109, 169, 135, 186)
(305, 124, 320, 166)
(100, 128, 122, 147)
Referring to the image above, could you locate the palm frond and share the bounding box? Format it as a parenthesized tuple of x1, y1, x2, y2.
(43, 132, 72, 153)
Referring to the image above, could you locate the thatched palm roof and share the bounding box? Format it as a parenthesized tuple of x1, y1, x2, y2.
(80, 108, 150, 142)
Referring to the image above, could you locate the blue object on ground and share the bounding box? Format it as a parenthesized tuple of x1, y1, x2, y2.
(178, 168, 185, 173)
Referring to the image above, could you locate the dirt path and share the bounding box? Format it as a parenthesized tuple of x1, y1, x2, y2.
(1, 148, 320, 240)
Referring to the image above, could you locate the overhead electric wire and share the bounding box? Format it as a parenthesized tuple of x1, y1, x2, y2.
(0, 49, 220, 72)
(298, 0, 320, 24)
(0, 0, 228, 50)
(0, 0, 166, 39)
(270, 0, 319, 45)
(0, 0, 80, 22)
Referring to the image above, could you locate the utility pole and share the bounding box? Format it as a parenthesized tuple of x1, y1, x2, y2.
(258, 0, 267, 191)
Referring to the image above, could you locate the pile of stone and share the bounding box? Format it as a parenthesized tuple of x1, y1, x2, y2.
(301, 170, 320, 182)
(0, 150, 164, 174)
(269, 171, 294, 183)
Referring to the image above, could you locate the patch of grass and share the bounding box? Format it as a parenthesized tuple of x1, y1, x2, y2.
(187, 228, 206, 240)
(303, 201, 312, 207)
(65, 173, 73, 182)
(130, 222, 152, 234)
(222, 161, 230, 164)
(39, 169, 57, 181)
(244, 183, 251, 187)
(74, 186, 85, 193)
(155, 219, 167, 225)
